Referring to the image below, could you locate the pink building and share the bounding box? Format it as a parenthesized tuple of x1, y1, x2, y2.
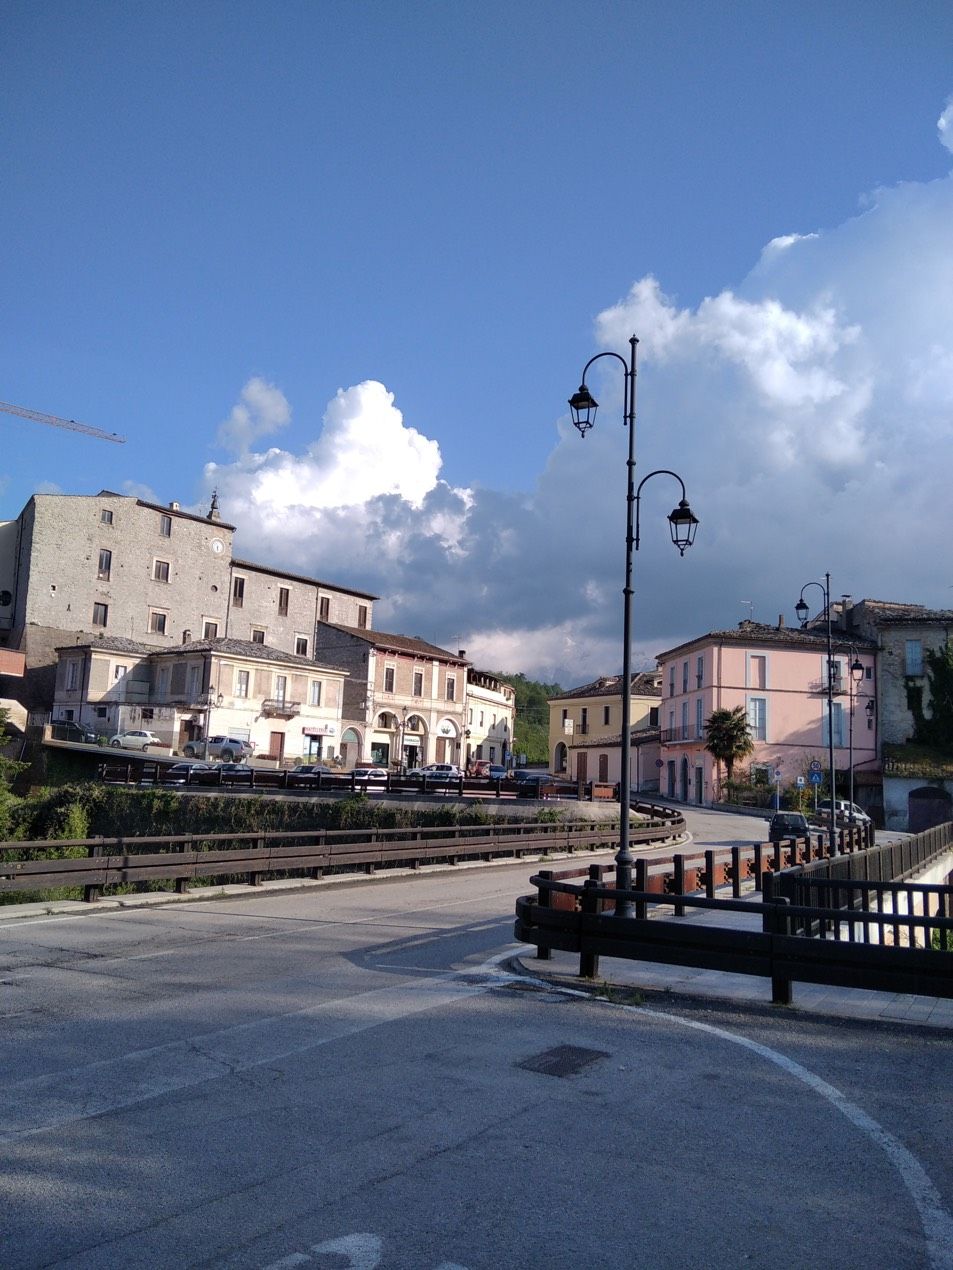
(656, 619, 878, 806)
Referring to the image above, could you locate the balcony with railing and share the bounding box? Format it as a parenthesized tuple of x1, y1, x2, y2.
(261, 697, 301, 719)
(660, 726, 703, 744)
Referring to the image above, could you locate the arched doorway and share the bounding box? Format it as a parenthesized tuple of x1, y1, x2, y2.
(554, 742, 568, 773)
(340, 727, 362, 769)
(908, 784, 953, 833)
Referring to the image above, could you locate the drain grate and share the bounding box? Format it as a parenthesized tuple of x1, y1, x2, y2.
(516, 1044, 610, 1078)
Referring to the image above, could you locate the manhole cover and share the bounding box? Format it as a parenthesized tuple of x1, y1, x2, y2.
(516, 1044, 610, 1078)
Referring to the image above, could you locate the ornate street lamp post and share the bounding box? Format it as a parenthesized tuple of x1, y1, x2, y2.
(795, 574, 837, 854)
(570, 335, 699, 918)
(847, 653, 864, 823)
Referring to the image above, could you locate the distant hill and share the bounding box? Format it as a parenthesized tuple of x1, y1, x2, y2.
(494, 673, 563, 766)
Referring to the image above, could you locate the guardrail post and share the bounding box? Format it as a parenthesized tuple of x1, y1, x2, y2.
(635, 857, 648, 920)
(83, 838, 104, 903)
(704, 849, 716, 899)
(673, 854, 686, 916)
(763, 893, 792, 1005)
(175, 834, 192, 893)
(535, 869, 554, 961)
(753, 843, 764, 891)
(579, 876, 600, 979)
(248, 833, 265, 887)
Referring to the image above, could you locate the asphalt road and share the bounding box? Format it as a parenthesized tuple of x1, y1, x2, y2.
(1, 836, 950, 1270)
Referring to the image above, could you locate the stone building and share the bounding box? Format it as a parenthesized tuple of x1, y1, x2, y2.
(0, 490, 375, 711)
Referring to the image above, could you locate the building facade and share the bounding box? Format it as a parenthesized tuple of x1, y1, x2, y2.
(0, 491, 376, 710)
(463, 669, 515, 769)
(312, 625, 469, 769)
(52, 635, 347, 763)
(656, 619, 877, 807)
(547, 672, 662, 787)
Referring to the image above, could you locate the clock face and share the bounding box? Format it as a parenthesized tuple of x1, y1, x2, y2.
(210, 538, 224, 555)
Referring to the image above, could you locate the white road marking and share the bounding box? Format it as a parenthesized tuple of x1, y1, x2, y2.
(500, 956, 953, 1270)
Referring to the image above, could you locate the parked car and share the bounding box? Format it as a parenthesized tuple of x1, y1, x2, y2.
(351, 767, 388, 782)
(109, 729, 162, 751)
(182, 735, 254, 761)
(51, 720, 98, 744)
(293, 763, 334, 777)
(768, 811, 810, 842)
(161, 761, 214, 785)
(218, 762, 253, 778)
(422, 763, 464, 779)
(486, 765, 508, 781)
(816, 799, 872, 825)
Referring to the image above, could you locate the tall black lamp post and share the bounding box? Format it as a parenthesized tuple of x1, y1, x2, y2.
(569, 335, 699, 918)
(847, 653, 864, 822)
(795, 574, 837, 854)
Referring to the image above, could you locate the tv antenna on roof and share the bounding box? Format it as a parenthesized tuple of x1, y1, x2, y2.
(741, 600, 754, 620)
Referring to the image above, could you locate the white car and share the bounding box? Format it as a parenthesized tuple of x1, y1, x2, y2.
(817, 799, 872, 825)
(109, 729, 162, 751)
(422, 763, 464, 779)
(351, 767, 388, 781)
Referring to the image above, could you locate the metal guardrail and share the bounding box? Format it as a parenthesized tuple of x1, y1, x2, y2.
(0, 804, 684, 902)
(514, 822, 953, 1005)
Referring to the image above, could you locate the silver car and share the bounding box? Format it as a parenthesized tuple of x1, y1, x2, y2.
(109, 729, 162, 751)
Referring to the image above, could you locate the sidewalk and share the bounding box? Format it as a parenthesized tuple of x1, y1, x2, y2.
(514, 900, 953, 1031)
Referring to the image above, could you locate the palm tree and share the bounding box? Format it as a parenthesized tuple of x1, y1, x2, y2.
(704, 706, 754, 784)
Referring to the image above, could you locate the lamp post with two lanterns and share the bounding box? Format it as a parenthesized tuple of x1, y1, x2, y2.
(569, 334, 699, 918)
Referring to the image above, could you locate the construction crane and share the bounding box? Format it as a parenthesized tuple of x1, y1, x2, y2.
(0, 399, 126, 444)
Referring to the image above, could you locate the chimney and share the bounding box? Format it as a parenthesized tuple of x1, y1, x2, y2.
(777, 613, 785, 629)
(458, 649, 466, 659)
(168, 500, 180, 512)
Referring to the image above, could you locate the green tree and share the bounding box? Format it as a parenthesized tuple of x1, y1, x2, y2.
(493, 673, 563, 765)
(916, 640, 953, 751)
(704, 706, 754, 783)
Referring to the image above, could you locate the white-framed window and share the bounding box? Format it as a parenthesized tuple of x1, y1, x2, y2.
(446, 675, 456, 701)
(157, 666, 171, 699)
(153, 559, 170, 583)
(114, 664, 127, 681)
(148, 610, 167, 635)
(309, 680, 322, 706)
(275, 674, 287, 703)
(187, 664, 201, 701)
(66, 660, 79, 690)
(236, 669, 249, 699)
(748, 696, 767, 741)
(204, 621, 218, 638)
(823, 701, 846, 748)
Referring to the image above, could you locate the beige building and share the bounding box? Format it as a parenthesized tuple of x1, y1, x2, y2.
(313, 624, 469, 769)
(53, 635, 347, 763)
(548, 672, 662, 787)
(464, 669, 516, 770)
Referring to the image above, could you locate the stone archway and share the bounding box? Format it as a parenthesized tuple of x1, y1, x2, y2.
(341, 727, 362, 769)
(554, 742, 568, 773)
(908, 784, 953, 833)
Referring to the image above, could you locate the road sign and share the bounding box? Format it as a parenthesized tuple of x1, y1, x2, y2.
(655, 758, 664, 769)
(796, 776, 805, 788)
(809, 759, 822, 773)
(809, 771, 823, 785)
(774, 767, 782, 779)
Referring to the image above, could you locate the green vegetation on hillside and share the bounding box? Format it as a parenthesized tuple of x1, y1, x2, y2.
(494, 673, 563, 765)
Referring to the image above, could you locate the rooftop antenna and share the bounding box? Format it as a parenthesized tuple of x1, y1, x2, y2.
(741, 600, 754, 621)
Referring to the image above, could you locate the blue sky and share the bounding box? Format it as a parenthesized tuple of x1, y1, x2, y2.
(4, 2, 953, 684)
